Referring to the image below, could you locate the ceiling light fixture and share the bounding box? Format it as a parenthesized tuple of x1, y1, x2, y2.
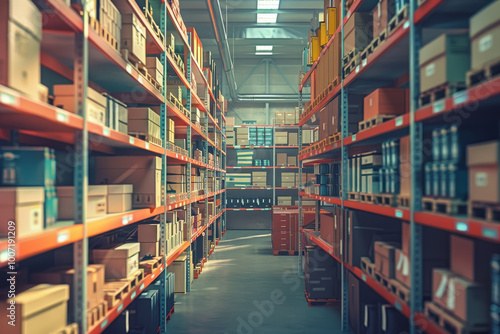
(256, 52, 273, 55)
(257, 0, 280, 9)
(256, 45, 273, 51)
(257, 13, 278, 23)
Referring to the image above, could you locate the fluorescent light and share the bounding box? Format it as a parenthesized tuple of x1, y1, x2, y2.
(256, 52, 273, 55)
(258, 0, 280, 9)
(256, 45, 273, 51)
(257, 13, 278, 23)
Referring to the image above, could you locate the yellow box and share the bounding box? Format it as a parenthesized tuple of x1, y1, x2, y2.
(309, 36, 320, 64)
(320, 22, 328, 46)
(327, 7, 338, 37)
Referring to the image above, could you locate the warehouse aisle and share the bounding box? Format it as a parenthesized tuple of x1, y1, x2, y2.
(167, 230, 341, 334)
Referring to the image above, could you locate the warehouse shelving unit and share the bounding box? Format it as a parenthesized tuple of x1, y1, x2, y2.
(0, 0, 226, 333)
(226, 125, 300, 229)
(298, 0, 500, 333)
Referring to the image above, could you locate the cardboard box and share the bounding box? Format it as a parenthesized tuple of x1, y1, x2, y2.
(285, 111, 296, 124)
(0, 0, 42, 99)
(344, 12, 372, 56)
(277, 153, 288, 166)
(146, 56, 164, 84)
(0, 187, 44, 238)
(138, 224, 160, 242)
(326, 7, 338, 37)
(287, 156, 297, 167)
(419, 33, 469, 93)
(0, 284, 69, 334)
(122, 13, 146, 65)
(95, 156, 162, 208)
(363, 88, 407, 120)
(107, 184, 133, 213)
(275, 132, 288, 145)
(470, 0, 500, 70)
(450, 234, 493, 283)
(288, 132, 298, 146)
(467, 140, 500, 203)
(374, 241, 397, 279)
(277, 196, 292, 206)
(93, 243, 140, 280)
(372, 0, 395, 37)
(140, 242, 159, 258)
(275, 111, 286, 125)
(54, 85, 106, 125)
(57, 185, 107, 219)
(432, 269, 489, 325)
(170, 255, 187, 293)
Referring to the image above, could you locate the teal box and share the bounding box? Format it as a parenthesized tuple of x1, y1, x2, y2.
(45, 186, 58, 227)
(0, 147, 56, 187)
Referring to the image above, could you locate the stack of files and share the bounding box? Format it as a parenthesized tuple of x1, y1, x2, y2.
(236, 150, 254, 167)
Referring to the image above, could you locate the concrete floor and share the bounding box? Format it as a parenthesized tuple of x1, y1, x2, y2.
(167, 230, 342, 334)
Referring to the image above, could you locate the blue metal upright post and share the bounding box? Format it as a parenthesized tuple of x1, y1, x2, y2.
(186, 32, 193, 292)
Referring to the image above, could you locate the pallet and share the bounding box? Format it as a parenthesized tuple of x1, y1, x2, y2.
(120, 269, 145, 290)
(424, 301, 490, 334)
(143, 8, 165, 44)
(469, 201, 500, 222)
(328, 132, 341, 144)
(87, 300, 107, 329)
(344, 54, 360, 77)
(467, 57, 500, 88)
(374, 193, 397, 207)
(397, 195, 410, 208)
(422, 196, 468, 216)
(145, 72, 163, 91)
(129, 132, 163, 147)
(358, 114, 396, 132)
(388, 5, 409, 36)
(374, 271, 390, 289)
(304, 290, 340, 307)
(368, 29, 388, 54)
(100, 25, 119, 52)
(121, 49, 147, 76)
(273, 250, 298, 256)
(419, 82, 466, 107)
(388, 279, 410, 304)
(343, 49, 357, 65)
(347, 191, 360, 201)
(103, 280, 131, 309)
(361, 257, 375, 278)
(359, 192, 375, 204)
(57, 323, 79, 334)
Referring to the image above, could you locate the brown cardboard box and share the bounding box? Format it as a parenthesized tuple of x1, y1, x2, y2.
(419, 34, 469, 93)
(363, 88, 407, 120)
(0, 284, 69, 334)
(287, 156, 297, 167)
(344, 12, 372, 56)
(374, 241, 398, 278)
(470, 1, 500, 70)
(401, 221, 410, 255)
(327, 97, 340, 135)
(320, 212, 334, 245)
(0, 187, 44, 238)
(146, 57, 164, 84)
(467, 140, 500, 203)
(0, 0, 42, 99)
(275, 132, 288, 145)
(140, 242, 159, 258)
(122, 13, 146, 65)
(285, 111, 296, 124)
(275, 111, 286, 125)
(54, 85, 107, 125)
(372, 0, 396, 37)
(277, 196, 292, 206)
(432, 269, 489, 325)
(138, 224, 160, 242)
(277, 153, 288, 166)
(450, 235, 493, 283)
(107, 184, 133, 213)
(57, 185, 107, 219)
(288, 132, 298, 146)
(93, 243, 140, 280)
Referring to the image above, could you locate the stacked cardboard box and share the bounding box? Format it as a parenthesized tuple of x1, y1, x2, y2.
(343, 13, 372, 57)
(93, 243, 140, 280)
(236, 150, 253, 167)
(281, 172, 296, 188)
(167, 165, 186, 195)
(104, 94, 128, 134)
(54, 84, 106, 125)
(128, 107, 162, 146)
(363, 88, 408, 121)
(305, 246, 341, 299)
(146, 57, 164, 87)
(122, 13, 146, 65)
(57, 185, 107, 219)
(252, 171, 267, 187)
(236, 127, 249, 146)
(187, 27, 203, 70)
(0, 0, 42, 99)
(275, 131, 288, 145)
(470, 1, 500, 73)
(467, 140, 500, 205)
(95, 156, 162, 208)
(98, 0, 121, 51)
(138, 224, 160, 258)
(277, 196, 292, 206)
(372, 0, 396, 38)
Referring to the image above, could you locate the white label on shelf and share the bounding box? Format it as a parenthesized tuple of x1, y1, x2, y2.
(340, 240, 342, 255)
(138, 76, 143, 84)
(122, 216, 129, 225)
(455, 222, 468, 232)
(447, 279, 456, 310)
(128, 214, 133, 222)
(0, 92, 17, 106)
(103, 128, 110, 137)
(56, 111, 68, 123)
(483, 228, 498, 238)
(248, 209, 254, 211)
(151, 274, 155, 279)
(362, 59, 367, 67)
(117, 304, 123, 312)
(57, 231, 69, 243)
(355, 65, 360, 73)
(403, 21, 410, 29)
(101, 319, 108, 329)
(433, 100, 445, 114)
(435, 275, 448, 298)
(131, 291, 136, 299)
(234, 209, 240, 211)
(395, 116, 403, 127)
(352, 134, 356, 142)
(140, 283, 145, 290)
(145, 142, 150, 149)
(453, 90, 468, 105)
(126, 64, 132, 74)
(425, 63, 435, 77)
(395, 209, 403, 218)
(479, 34, 493, 53)
(129, 137, 134, 145)
(361, 274, 366, 282)
(475, 172, 488, 187)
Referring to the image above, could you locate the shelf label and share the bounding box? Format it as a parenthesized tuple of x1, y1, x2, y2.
(126, 64, 132, 74)
(403, 21, 410, 29)
(362, 59, 367, 67)
(248, 209, 254, 211)
(138, 76, 143, 84)
(129, 137, 135, 145)
(151, 274, 155, 279)
(101, 319, 109, 329)
(0, 92, 17, 106)
(117, 304, 123, 312)
(362, 274, 367, 282)
(482, 227, 498, 239)
(57, 231, 69, 244)
(395, 209, 403, 218)
(140, 283, 145, 290)
(103, 128, 110, 137)
(433, 100, 445, 114)
(122, 216, 129, 225)
(355, 65, 360, 73)
(395, 116, 403, 127)
(56, 111, 68, 123)
(352, 134, 356, 142)
(131, 291, 136, 299)
(453, 91, 468, 105)
(234, 209, 240, 211)
(455, 222, 468, 232)
(145, 142, 150, 150)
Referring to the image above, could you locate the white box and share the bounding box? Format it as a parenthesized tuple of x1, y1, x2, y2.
(57, 185, 107, 220)
(93, 243, 140, 280)
(0, 187, 44, 238)
(107, 184, 133, 213)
